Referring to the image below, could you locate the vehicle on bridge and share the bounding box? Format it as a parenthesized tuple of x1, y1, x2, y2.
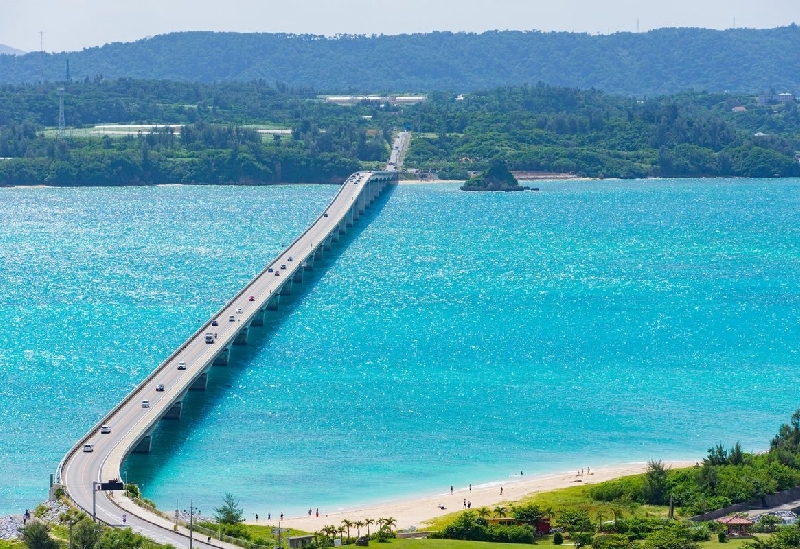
(100, 425, 111, 434)
(205, 333, 215, 343)
(177, 361, 186, 370)
(82, 444, 93, 452)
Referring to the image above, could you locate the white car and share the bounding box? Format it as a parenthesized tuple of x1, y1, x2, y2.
(100, 425, 111, 434)
(141, 400, 150, 408)
(177, 361, 187, 370)
(83, 444, 94, 453)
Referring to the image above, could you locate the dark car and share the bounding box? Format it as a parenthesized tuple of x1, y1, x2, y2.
(268, 267, 274, 273)
(323, 212, 329, 217)
(211, 319, 218, 326)
(280, 264, 286, 270)
(249, 295, 255, 301)
(155, 384, 165, 392)
(274, 271, 280, 276)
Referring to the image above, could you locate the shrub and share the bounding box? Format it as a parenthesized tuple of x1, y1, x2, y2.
(718, 532, 727, 543)
(554, 532, 564, 545)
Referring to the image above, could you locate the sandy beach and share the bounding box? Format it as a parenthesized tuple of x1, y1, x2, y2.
(251, 461, 696, 532)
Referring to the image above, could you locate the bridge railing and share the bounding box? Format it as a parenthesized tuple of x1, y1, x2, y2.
(55, 171, 392, 486)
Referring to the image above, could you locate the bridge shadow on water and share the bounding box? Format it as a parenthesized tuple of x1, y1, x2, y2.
(122, 182, 397, 489)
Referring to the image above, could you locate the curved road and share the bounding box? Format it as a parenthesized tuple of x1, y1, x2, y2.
(58, 171, 393, 547)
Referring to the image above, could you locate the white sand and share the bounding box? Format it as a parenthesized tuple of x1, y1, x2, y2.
(249, 461, 696, 533)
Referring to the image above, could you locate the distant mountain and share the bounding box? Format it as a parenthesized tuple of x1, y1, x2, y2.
(0, 44, 25, 56)
(0, 27, 799, 95)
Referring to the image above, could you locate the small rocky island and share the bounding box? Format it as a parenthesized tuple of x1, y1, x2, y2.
(460, 159, 537, 192)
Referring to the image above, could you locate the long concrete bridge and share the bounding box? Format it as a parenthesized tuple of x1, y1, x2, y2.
(55, 170, 397, 547)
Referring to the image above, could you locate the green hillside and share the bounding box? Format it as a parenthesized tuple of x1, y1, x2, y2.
(1, 26, 800, 95)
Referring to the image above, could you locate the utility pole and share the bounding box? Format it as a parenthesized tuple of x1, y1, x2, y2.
(189, 500, 194, 549)
(58, 88, 65, 139)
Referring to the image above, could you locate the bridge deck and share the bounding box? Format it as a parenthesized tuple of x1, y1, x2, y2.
(57, 170, 395, 546)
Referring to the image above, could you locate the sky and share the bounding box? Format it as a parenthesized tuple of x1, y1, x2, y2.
(1, 0, 798, 53)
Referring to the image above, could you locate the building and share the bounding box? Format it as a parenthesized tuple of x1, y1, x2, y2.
(716, 516, 754, 536)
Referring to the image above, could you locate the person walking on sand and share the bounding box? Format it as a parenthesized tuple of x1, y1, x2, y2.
(450, 485, 453, 495)
(500, 486, 503, 495)
(469, 484, 472, 492)
(316, 508, 319, 517)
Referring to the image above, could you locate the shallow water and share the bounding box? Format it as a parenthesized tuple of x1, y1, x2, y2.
(1, 179, 799, 518)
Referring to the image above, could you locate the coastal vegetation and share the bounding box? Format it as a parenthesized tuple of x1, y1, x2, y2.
(2, 27, 800, 96)
(460, 160, 527, 192)
(1, 79, 799, 186)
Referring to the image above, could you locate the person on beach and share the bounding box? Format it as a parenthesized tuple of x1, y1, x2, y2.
(469, 484, 471, 492)
(268, 513, 271, 520)
(255, 514, 258, 521)
(500, 486, 503, 495)
(450, 485, 453, 494)
(468, 501, 471, 509)
(463, 499, 466, 508)
(316, 508, 319, 517)
(207, 536, 211, 543)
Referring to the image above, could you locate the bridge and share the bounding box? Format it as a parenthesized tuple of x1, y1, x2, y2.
(55, 169, 397, 548)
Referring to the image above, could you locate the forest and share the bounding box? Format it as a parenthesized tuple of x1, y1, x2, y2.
(0, 78, 799, 186)
(1, 26, 800, 95)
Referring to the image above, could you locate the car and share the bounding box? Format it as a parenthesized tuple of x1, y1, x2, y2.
(323, 212, 328, 217)
(205, 333, 215, 343)
(100, 425, 111, 434)
(211, 319, 218, 326)
(249, 295, 255, 301)
(280, 264, 286, 270)
(268, 267, 274, 273)
(229, 315, 235, 322)
(236, 308, 243, 314)
(83, 444, 94, 453)
(274, 271, 280, 276)
(288, 256, 293, 261)
(141, 400, 150, 408)
(155, 384, 165, 392)
(177, 361, 186, 370)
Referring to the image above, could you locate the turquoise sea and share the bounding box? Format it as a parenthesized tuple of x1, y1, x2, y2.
(1, 179, 800, 518)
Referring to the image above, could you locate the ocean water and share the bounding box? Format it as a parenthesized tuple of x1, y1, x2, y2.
(1, 179, 800, 519)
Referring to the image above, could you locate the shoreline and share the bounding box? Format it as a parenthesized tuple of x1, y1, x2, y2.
(248, 460, 697, 532)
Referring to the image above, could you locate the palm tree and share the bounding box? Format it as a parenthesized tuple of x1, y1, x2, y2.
(337, 525, 346, 544)
(365, 518, 374, 537)
(324, 525, 338, 546)
(382, 517, 397, 531)
(494, 506, 507, 518)
(341, 519, 353, 541)
(355, 520, 364, 537)
(476, 507, 491, 519)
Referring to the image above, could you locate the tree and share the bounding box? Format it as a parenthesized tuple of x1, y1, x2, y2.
(559, 509, 592, 535)
(342, 519, 353, 540)
(72, 519, 101, 549)
(643, 460, 670, 505)
(493, 506, 508, 518)
(476, 507, 491, 519)
(20, 522, 59, 549)
(512, 503, 545, 524)
(214, 493, 244, 525)
(365, 518, 374, 537)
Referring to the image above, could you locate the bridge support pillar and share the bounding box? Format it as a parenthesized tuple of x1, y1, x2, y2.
(323, 235, 332, 251)
(190, 372, 208, 391)
(314, 247, 324, 260)
(213, 346, 231, 365)
(293, 268, 304, 283)
(280, 279, 293, 296)
(234, 324, 250, 345)
(250, 309, 266, 327)
(132, 428, 155, 453)
(163, 399, 183, 420)
(266, 294, 280, 311)
(303, 257, 314, 271)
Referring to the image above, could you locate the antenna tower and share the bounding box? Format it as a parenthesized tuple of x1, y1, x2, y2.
(57, 87, 66, 139)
